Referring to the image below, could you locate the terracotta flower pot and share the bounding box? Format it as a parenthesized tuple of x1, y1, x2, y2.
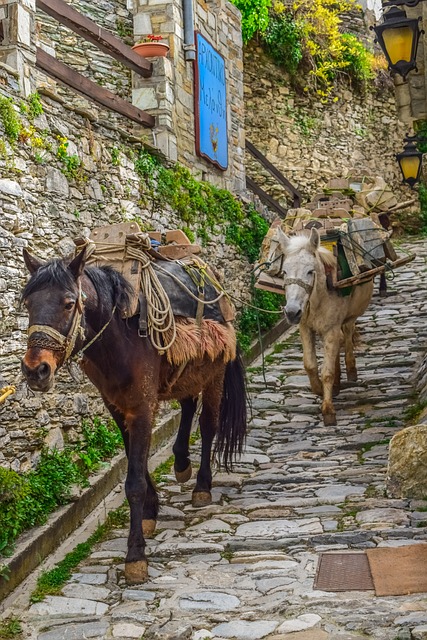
(132, 42, 169, 58)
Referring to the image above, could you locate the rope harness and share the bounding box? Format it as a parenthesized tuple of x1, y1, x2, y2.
(27, 281, 86, 364)
(0, 385, 15, 405)
(282, 276, 314, 295)
(78, 232, 232, 354)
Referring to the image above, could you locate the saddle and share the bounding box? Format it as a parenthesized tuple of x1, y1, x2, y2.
(75, 222, 235, 326)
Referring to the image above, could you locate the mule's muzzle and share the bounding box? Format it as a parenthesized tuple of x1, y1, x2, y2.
(21, 358, 54, 391)
(284, 304, 302, 325)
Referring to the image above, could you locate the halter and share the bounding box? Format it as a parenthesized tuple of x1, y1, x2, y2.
(27, 281, 85, 363)
(283, 276, 314, 295)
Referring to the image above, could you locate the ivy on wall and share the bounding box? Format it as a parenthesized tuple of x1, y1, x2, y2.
(231, 0, 377, 101)
(0, 418, 122, 563)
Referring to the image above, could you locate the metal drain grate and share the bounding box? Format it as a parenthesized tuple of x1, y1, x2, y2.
(314, 552, 374, 591)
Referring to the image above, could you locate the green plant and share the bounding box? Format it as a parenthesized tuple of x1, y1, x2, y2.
(242, 0, 376, 100)
(30, 504, 129, 602)
(76, 418, 122, 476)
(110, 146, 120, 166)
(56, 136, 85, 181)
(340, 33, 374, 87)
(152, 455, 174, 485)
(116, 17, 133, 41)
(0, 96, 21, 142)
(230, 0, 271, 42)
(237, 288, 283, 352)
(404, 399, 427, 424)
(262, 13, 303, 74)
(0, 418, 123, 557)
(0, 617, 22, 639)
(27, 92, 44, 119)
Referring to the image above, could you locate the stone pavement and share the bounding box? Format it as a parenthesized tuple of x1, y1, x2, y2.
(9, 240, 427, 640)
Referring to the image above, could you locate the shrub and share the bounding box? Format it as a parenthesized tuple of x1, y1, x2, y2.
(0, 418, 123, 557)
(262, 13, 304, 74)
(230, 0, 271, 42)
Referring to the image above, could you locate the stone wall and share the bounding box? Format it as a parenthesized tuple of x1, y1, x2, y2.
(36, 0, 133, 101)
(0, 62, 252, 473)
(132, 0, 245, 192)
(1, 0, 245, 191)
(244, 42, 413, 214)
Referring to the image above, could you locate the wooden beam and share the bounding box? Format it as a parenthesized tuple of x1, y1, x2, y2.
(36, 47, 155, 128)
(36, 0, 152, 78)
(246, 176, 288, 219)
(246, 140, 302, 207)
(334, 254, 416, 289)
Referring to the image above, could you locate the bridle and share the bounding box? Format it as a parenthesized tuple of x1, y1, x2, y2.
(283, 276, 315, 295)
(27, 280, 86, 364)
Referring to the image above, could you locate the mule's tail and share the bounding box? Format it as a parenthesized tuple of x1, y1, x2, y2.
(215, 349, 247, 472)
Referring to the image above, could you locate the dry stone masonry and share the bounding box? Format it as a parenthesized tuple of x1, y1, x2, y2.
(244, 42, 413, 219)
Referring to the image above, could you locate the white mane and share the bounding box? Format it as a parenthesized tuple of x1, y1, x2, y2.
(284, 233, 336, 269)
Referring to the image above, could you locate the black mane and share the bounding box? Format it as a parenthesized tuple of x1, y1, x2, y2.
(22, 259, 133, 316)
(85, 265, 133, 315)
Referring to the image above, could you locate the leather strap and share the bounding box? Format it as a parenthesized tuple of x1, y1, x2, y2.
(138, 292, 148, 338)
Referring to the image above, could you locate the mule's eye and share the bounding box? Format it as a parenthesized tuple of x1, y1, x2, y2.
(64, 301, 75, 310)
(307, 270, 314, 276)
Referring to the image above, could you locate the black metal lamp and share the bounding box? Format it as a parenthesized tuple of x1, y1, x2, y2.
(396, 135, 424, 187)
(372, 6, 423, 79)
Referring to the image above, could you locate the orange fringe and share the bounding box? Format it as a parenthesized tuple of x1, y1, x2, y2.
(164, 318, 236, 366)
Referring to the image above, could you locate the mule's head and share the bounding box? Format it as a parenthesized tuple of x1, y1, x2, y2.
(21, 248, 87, 392)
(277, 228, 320, 325)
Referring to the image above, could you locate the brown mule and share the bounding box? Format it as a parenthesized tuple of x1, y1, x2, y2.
(21, 247, 247, 583)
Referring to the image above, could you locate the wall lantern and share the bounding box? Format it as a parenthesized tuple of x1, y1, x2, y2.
(396, 135, 424, 187)
(372, 6, 423, 79)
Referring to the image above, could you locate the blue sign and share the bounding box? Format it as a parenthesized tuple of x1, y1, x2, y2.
(194, 33, 228, 170)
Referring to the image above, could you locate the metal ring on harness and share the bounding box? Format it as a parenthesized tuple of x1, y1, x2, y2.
(283, 277, 314, 295)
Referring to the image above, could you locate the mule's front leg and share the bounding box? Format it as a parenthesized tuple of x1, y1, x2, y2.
(106, 401, 158, 539)
(300, 324, 322, 396)
(321, 329, 341, 426)
(124, 415, 155, 584)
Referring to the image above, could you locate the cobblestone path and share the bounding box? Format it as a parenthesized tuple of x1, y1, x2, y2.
(12, 241, 427, 640)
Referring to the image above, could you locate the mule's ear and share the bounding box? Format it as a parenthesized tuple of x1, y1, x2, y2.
(276, 228, 290, 254)
(23, 248, 44, 274)
(309, 228, 320, 252)
(68, 247, 87, 279)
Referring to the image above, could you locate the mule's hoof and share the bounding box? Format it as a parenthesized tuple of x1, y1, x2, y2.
(142, 519, 156, 538)
(125, 560, 148, 585)
(192, 491, 212, 508)
(323, 413, 337, 426)
(347, 371, 357, 382)
(175, 463, 192, 484)
(332, 386, 340, 398)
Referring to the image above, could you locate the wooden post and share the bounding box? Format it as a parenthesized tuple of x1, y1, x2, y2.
(0, 0, 37, 96)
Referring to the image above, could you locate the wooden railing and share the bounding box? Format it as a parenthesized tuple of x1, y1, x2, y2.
(35, 0, 154, 128)
(245, 140, 302, 217)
